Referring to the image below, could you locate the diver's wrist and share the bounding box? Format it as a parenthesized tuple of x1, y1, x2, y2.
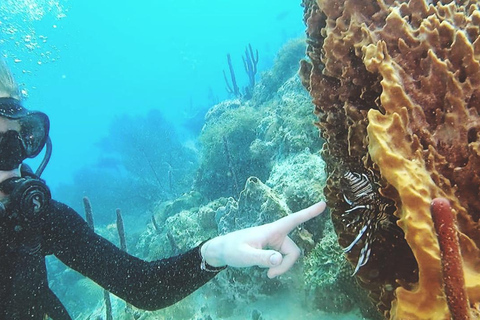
(200, 237, 227, 268)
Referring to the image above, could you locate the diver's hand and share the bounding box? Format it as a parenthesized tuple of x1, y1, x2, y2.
(201, 201, 326, 278)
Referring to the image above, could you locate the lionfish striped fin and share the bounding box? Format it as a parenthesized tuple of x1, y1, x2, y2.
(341, 171, 387, 275)
(343, 224, 368, 253)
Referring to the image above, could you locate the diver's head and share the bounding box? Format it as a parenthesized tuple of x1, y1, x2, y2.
(0, 60, 49, 172)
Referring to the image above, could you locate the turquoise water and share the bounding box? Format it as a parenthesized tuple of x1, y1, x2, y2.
(1, 1, 374, 319)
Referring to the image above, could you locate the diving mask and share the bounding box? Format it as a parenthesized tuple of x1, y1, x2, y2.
(0, 97, 49, 170)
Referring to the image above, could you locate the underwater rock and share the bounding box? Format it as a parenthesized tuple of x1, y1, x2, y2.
(137, 204, 218, 261)
(251, 309, 263, 320)
(303, 222, 354, 313)
(266, 149, 326, 213)
(250, 76, 323, 164)
(203, 99, 242, 123)
(197, 202, 221, 230)
(217, 176, 290, 234)
(301, 0, 480, 318)
(196, 103, 267, 200)
(213, 197, 237, 227)
(303, 220, 381, 319)
(136, 191, 209, 258)
(162, 191, 206, 221)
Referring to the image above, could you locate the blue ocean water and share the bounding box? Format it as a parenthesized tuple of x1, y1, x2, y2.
(0, 0, 304, 189)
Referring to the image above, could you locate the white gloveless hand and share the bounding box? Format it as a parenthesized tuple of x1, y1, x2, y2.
(201, 201, 326, 278)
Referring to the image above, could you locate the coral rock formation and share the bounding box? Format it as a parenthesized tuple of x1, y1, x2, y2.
(300, 0, 480, 319)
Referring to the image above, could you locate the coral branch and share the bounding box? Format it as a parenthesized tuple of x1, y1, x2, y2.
(166, 231, 180, 255)
(82, 196, 94, 231)
(430, 198, 471, 320)
(223, 44, 259, 99)
(223, 53, 241, 97)
(242, 43, 259, 92)
(104, 290, 113, 320)
(82, 197, 113, 320)
(115, 208, 135, 314)
(116, 208, 127, 252)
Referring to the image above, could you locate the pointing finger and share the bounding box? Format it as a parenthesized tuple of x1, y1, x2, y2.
(270, 201, 326, 235)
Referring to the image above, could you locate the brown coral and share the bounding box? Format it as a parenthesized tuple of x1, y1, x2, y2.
(300, 0, 480, 319)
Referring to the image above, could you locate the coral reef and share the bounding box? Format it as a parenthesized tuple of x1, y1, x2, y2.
(137, 203, 218, 261)
(266, 149, 326, 213)
(250, 76, 324, 165)
(252, 38, 308, 105)
(303, 223, 355, 313)
(218, 176, 290, 234)
(197, 72, 323, 201)
(196, 103, 265, 200)
(300, 0, 480, 318)
(159, 191, 207, 223)
(303, 220, 381, 319)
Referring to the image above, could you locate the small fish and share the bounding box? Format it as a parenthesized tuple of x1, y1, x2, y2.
(341, 171, 391, 275)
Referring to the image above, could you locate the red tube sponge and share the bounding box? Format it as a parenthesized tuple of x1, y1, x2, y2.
(430, 197, 471, 320)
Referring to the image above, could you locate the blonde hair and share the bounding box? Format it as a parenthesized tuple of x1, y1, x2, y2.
(0, 59, 21, 100)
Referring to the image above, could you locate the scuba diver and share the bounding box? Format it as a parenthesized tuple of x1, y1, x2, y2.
(0, 60, 326, 319)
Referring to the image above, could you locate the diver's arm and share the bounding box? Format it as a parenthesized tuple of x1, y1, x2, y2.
(43, 200, 220, 311)
(200, 201, 326, 278)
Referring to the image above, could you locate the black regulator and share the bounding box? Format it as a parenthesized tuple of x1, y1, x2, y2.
(0, 175, 51, 223)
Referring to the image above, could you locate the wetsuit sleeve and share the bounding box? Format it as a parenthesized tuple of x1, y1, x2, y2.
(43, 200, 221, 311)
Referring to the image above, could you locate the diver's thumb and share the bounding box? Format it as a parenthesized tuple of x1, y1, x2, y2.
(247, 248, 283, 268)
(268, 251, 283, 266)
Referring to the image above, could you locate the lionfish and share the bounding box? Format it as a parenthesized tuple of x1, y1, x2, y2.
(341, 171, 396, 275)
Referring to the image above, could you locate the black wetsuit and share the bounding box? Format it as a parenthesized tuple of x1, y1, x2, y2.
(0, 200, 220, 319)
